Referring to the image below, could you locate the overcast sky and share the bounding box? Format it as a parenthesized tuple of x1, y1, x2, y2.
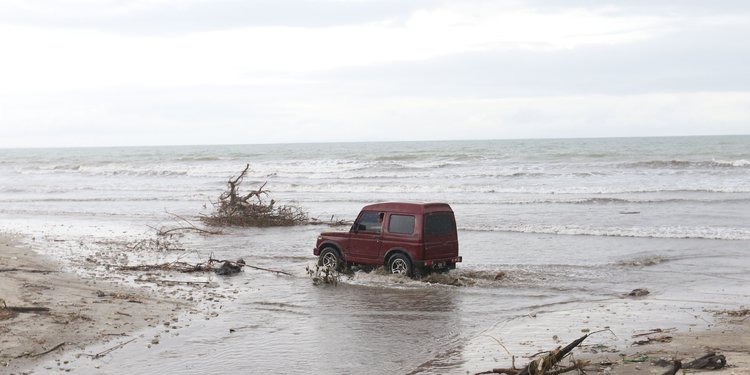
(1, 0, 749, 147)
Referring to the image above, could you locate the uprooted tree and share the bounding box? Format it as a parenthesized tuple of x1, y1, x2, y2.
(201, 164, 308, 227)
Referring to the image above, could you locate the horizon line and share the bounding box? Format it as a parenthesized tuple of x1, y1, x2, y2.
(1, 133, 748, 151)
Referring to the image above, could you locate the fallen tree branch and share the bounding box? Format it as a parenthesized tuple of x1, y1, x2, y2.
(120, 261, 213, 273)
(154, 211, 223, 236)
(84, 338, 137, 359)
(15, 342, 65, 358)
(201, 164, 309, 227)
(209, 258, 293, 276)
(134, 279, 211, 285)
(0, 268, 55, 273)
(7, 306, 51, 313)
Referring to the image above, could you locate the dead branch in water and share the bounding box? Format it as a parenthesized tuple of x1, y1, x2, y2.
(307, 215, 353, 227)
(126, 237, 185, 252)
(200, 164, 309, 227)
(209, 257, 293, 276)
(120, 261, 213, 273)
(152, 211, 223, 236)
(119, 256, 292, 276)
(83, 338, 137, 359)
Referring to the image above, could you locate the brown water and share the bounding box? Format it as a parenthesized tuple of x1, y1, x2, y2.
(22, 224, 750, 374)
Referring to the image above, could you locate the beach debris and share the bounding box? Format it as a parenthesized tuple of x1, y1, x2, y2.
(120, 261, 213, 273)
(0, 299, 50, 319)
(0, 268, 55, 273)
(620, 354, 649, 363)
(307, 215, 353, 227)
(683, 352, 727, 370)
(126, 236, 185, 252)
(120, 256, 292, 276)
(661, 360, 681, 375)
(627, 288, 650, 297)
(476, 333, 597, 375)
(14, 342, 66, 359)
(632, 334, 672, 345)
(153, 211, 222, 236)
(82, 338, 137, 359)
(632, 327, 676, 337)
(209, 257, 293, 276)
(215, 258, 245, 275)
(95, 290, 142, 303)
(201, 164, 308, 227)
(715, 307, 750, 319)
(631, 328, 676, 346)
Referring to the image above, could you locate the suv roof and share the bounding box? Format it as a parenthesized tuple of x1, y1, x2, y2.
(360, 202, 454, 214)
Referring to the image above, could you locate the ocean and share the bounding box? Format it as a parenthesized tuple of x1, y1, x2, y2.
(1, 136, 749, 373)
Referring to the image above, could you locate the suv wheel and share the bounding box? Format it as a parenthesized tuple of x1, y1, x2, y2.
(388, 254, 412, 276)
(318, 248, 342, 271)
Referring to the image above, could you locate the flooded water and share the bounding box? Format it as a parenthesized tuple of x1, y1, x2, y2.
(1, 136, 749, 373)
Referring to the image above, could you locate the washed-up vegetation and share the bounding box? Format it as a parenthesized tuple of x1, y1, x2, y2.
(201, 164, 308, 227)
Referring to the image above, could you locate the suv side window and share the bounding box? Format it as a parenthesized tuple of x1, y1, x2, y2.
(388, 214, 415, 234)
(354, 211, 382, 232)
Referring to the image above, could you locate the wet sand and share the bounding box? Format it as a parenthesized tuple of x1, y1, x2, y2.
(462, 302, 750, 374)
(0, 235, 184, 373)
(2, 232, 749, 374)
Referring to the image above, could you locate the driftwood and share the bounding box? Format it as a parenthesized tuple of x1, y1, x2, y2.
(126, 237, 184, 252)
(308, 215, 353, 227)
(83, 338, 137, 359)
(0, 300, 50, 316)
(201, 164, 308, 227)
(135, 279, 211, 286)
(209, 258, 293, 277)
(152, 211, 222, 236)
(477, 333, 596, 375)
(120, 256, 292, 277)
(0, 268, 55, 273)
(6, 306, 50, 313)
(518, 334, 589, 375)
(15, 342, 65, 359)
(683, 352, 727, 370)
(120, 261, 213, 273)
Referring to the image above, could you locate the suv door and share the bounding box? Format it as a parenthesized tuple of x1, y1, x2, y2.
(423, 211, 458, 259)
(348, 211, 383, 262)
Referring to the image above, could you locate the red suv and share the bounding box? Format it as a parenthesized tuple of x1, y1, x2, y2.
(314, 202, 461, 277)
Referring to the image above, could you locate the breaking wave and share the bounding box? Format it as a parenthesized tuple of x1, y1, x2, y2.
(622, 159, 750, 169)
(460, 224, 750, 240)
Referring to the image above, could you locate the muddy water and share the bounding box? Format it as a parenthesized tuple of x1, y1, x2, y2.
(20, 223, 750, 374)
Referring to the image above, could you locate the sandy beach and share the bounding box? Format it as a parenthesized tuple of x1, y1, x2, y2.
(0, 234, 185, 374)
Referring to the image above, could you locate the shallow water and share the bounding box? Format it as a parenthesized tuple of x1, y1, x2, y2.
(1, 136, 749, 373)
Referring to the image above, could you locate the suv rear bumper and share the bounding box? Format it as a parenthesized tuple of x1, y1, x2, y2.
(416, 256, 462, 268)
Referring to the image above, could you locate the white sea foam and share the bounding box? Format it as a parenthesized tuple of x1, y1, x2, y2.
(460, 224, 750, 240)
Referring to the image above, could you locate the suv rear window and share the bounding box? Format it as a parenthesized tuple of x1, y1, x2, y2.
(425, 213, 453, 236)
(388, 214, 415, 234)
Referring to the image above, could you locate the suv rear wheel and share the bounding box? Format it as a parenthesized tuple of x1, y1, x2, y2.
(388, 253, 412, 276)
(318, 248, 342, 271)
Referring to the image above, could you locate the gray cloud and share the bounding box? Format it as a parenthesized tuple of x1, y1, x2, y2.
(308, 19, 750, 98)
(0, 0, 435, 35)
